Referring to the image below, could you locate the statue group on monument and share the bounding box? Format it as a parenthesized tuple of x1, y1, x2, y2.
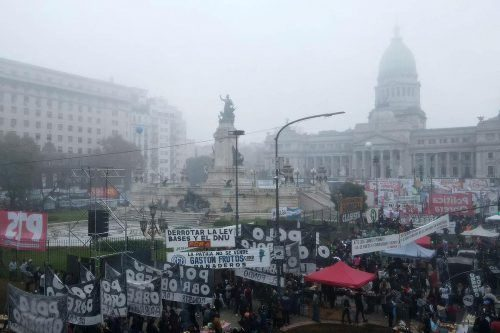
(219, 94, 235, 124)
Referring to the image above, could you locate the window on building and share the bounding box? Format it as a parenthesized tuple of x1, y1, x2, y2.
(439, 138, 447, 144)
(24, 108, 29, 115)
(0, 105, 3, 112)
(11, 94, 17, 103)
(417, 139, 424, 145)
(47, 123, 52, 130)
(112, 120, 118, 126)
(78, 148, 82, 154)
(36, 98, 41, 107)
(486, 133, 495, 140)
(0, 118, 3, 125)
(36, 109, 41, 116)
(78, 116, 82, 121)
(23, 96, 29, 105)
(23, 120, 29, 127)
(68, 136, 73, 143)
(488, 152, 494, 159)
(57, 124, 63, 130)
(488, 166, 495, 177)
(36, 121, 41, 129)
(87, 148, 92, 154)
(10, 119, 16, 127)
(78, 126, 82, 133)
(428, 139, 436, 144)
(58, 135, 62, 142)
(47, 99, 52, 107)
(11, 106, 17, 113)
(87, 128, 92, 133)
(97, 128, 101, 135)
(69, 114, 73, 120)
(57, 146, 62, 153)
(35, 133, 40, 140)
(452, 166, 458, 177)
(58, 113, 63, 119)
(68, 147, 73, 153)
(68, 125, 73, 131)
(112, 130, 118, 136)
(78, 137, 82, 143)
(87, 138, 92, 144)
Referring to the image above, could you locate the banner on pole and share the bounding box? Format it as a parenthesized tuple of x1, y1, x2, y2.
(67, 280, 101, 326)
(235, 268, 284, 287)
(351, 234, 400, 256)
(45, 268, 68, 296)
(160, 262, 213, 305)
(400, 214, 449, 245)
(165, 226, 236, 249)
(0, 210, 47, 251)
(127, 278, 162, 318)
(167, 248, 271, 269)
(100, 276, 127, 318)
(8, 284, 67, 333)
(80, 264, 95, 283)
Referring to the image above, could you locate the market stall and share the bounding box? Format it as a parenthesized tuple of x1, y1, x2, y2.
(461, 225, 499, 238)
(381, 242, 436, 260)
(304, 261, 376, 288)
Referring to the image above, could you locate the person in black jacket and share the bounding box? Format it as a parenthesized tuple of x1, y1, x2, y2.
(342, 297, 352, 324)
(354, 290, 368, 323)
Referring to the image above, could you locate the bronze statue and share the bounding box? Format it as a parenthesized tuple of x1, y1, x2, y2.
(232, 146, 244, 166)
(219, 94, 235, 124)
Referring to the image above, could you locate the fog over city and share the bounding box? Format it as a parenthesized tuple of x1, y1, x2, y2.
(1, 0, 499, 143)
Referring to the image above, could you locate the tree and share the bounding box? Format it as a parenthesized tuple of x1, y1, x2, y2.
(96, 135, 145, 189)
(185, 155, 213, 186)
(0, 132, 41, 209)
(331, 182, 367, 212)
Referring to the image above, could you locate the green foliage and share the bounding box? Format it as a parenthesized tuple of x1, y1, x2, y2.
(48, 209, 88, 223)
(97, 135, 145, 188)
(180, 190, 210, 211)
(0, 132, 40, 209)
(185, 155, 213, 185)
(331, 181, 367, 212)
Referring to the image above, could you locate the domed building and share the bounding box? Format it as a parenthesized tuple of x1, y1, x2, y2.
(264, 29, 500, 182)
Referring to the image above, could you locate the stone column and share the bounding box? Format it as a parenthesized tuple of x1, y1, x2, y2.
(389, 150, 393, 178)
(361, 151, 366, 180)
(352, 151, 357, 178)
(423, 153, 428, 178)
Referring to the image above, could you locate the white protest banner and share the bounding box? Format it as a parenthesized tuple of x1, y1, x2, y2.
(8, 284, 67, 333)
(400, 215, 449, 245)
(235, 268, 284, 287)
(351, 234, 400, 256)
(67, 280, 101, 326)
(167, 248, 271, 269)
(165, 226, 235, 249)
(127, 278, 162, 317)
(100, 277, 127, 318)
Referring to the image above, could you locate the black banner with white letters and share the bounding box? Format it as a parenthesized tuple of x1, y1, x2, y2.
(127, 278, 162, 317)
(100, 276, 127, 318)
(8, 284, 67, 333)
(79, 263, 95, 283)
(45, 268, 68, 296)
(67, 280, 101, 325)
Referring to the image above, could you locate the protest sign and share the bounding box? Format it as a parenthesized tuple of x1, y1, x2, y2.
(469, 273, 482, 298)
(400, 215, 449, 245)
(428, 193, 474, 216)
(165, 226, 235, 249)
(160, 262, 213, 305)
(100, 276, 127, 318)
(351, 234, 400, 256)
(126, 256, 214, 305)
(45, 268, 68, 296)
(167, 248, 271, 269)
(80, 264, 95, 283)
(339, 197, 364, 223)
(8, 284, 67, 333)
(0, 210, 47, 251)
(127, 278, 162, 317)
(67, 280, 101, 325)
(235, 268, 284, 287)
(104, 262, 121, 280)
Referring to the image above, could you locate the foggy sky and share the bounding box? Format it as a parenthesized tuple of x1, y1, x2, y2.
(0, 0, 499, 144)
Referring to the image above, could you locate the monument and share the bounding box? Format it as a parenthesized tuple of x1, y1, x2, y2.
(205, 95, 249, 187)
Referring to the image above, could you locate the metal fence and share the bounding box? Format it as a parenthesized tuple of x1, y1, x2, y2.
(0, 235, 166, 279)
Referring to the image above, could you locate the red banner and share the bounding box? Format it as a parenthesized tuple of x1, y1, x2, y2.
(0, 210, 48, 251)
(428, 193, 474, 216)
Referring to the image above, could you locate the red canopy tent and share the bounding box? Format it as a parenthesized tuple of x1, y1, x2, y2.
(416, 236, 432, 248)
(304, 261, 376, 289)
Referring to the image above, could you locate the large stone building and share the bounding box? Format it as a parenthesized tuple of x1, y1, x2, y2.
(0, 57, 187, 182)
(264, 30, 500, 181)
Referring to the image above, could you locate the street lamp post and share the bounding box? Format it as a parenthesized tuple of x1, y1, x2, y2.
(140, 202, 168, 268)
(229, 130, 245, 241)
(274, 112, 344, 295)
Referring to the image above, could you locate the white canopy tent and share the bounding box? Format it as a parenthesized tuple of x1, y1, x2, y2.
(486, 215, 500, 222)
(381, 242, 436, 260)
(461, 225, 499, 238)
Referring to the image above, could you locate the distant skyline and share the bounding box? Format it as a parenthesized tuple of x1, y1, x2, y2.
(0, 0, 499, 144)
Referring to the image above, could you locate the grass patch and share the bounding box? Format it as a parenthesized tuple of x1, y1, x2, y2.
(48, 209, 88, 223)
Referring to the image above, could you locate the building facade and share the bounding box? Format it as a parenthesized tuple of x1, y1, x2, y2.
(264, 30, 500, 181)
(0, 57, 187, 181)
